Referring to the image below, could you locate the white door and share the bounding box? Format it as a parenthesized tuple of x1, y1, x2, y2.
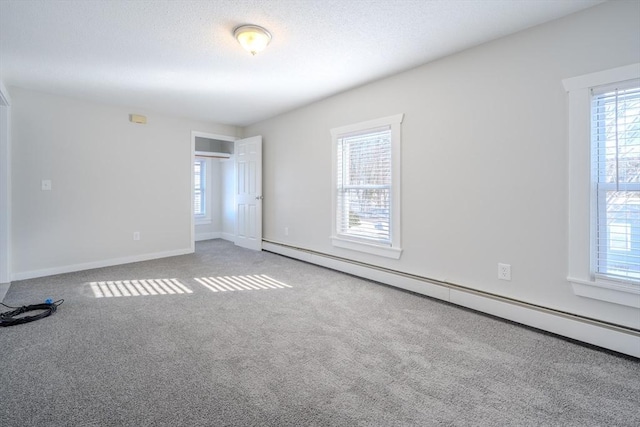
(235, 136, 262, 250)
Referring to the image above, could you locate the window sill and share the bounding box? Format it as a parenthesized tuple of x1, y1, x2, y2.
(331, 236, 402, 259)
(568, 276, 640, 308)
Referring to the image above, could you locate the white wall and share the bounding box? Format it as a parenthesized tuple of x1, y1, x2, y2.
(244, 1, 640, 329)
(11, 87, 240, 279)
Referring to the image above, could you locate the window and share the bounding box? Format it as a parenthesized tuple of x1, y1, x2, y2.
(194, 158, 210, 223)
(563, 64, 640, 307)
(331, 114, 403, 259)
(592, 82, 640, 282)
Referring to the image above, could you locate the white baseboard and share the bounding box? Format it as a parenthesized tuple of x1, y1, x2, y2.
(11, 248, 194, 281)
(195, 232, 222, 242)
(449, 290, 638, 358)
(263, 241, 640, 358)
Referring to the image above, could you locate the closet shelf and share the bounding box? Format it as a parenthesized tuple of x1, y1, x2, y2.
(195, 151, 231, 159)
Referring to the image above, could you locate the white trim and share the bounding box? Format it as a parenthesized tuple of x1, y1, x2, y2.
(263, 241, 640, 358)
(191, 131, 238, 249)
(0, 81, 11, 285)
(449, 290, 639, 358)
(330, 114, 404, 257)
(569, 276, 640, 308)
(195, 231, 222, 241)
(564, 64, 640, 305)
(190, 132, 196, 251)
(331, 236, 402, 259)
(330, 114, 404, 136)
(11, 248, 194, 281)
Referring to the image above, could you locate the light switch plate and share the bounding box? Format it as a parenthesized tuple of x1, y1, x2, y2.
(41, 179, 52, 191)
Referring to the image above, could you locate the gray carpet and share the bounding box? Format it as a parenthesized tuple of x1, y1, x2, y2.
(1, 239, 638, 426)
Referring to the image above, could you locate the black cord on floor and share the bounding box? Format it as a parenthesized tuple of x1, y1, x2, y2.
(0, 299, 64, 327)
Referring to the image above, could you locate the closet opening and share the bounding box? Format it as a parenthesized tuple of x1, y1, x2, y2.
(191, 132, 236, 249)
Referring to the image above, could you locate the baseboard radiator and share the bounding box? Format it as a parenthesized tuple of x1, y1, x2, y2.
(262, 240, 640, 358)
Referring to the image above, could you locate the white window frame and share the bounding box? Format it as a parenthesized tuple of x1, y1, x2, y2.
(194, 157, 212, 225)
(331, 114, 403, 259)
(563, 63, 640, 308)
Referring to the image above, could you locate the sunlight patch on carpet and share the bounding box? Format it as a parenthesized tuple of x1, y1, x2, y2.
(90, 279, 192, 298)
(194, 274, 292, 293)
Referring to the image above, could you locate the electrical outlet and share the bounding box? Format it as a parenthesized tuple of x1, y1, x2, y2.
(284, 227, 289, 236)
(133, 232, 140, 241)
(498, 263, 511, 281)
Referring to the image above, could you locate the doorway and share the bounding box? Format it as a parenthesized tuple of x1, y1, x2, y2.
(190, 131, 263, 252)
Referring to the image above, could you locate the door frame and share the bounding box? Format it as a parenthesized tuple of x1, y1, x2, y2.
(190, 131, 237, 253)
(0, 81, 12, 291)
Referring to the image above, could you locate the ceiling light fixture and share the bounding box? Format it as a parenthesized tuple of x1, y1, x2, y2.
(234, 25, 272, 56)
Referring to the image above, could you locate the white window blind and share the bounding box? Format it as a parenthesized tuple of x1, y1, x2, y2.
(591, 80, 640, 283)
(336, 126, 392, 244)
(194, 159, 205, 216)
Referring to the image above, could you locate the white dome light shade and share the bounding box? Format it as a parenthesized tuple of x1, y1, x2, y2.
(234, 25, 272, 55)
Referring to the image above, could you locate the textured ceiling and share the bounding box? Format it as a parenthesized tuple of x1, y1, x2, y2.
(0, 0, 603, 126)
